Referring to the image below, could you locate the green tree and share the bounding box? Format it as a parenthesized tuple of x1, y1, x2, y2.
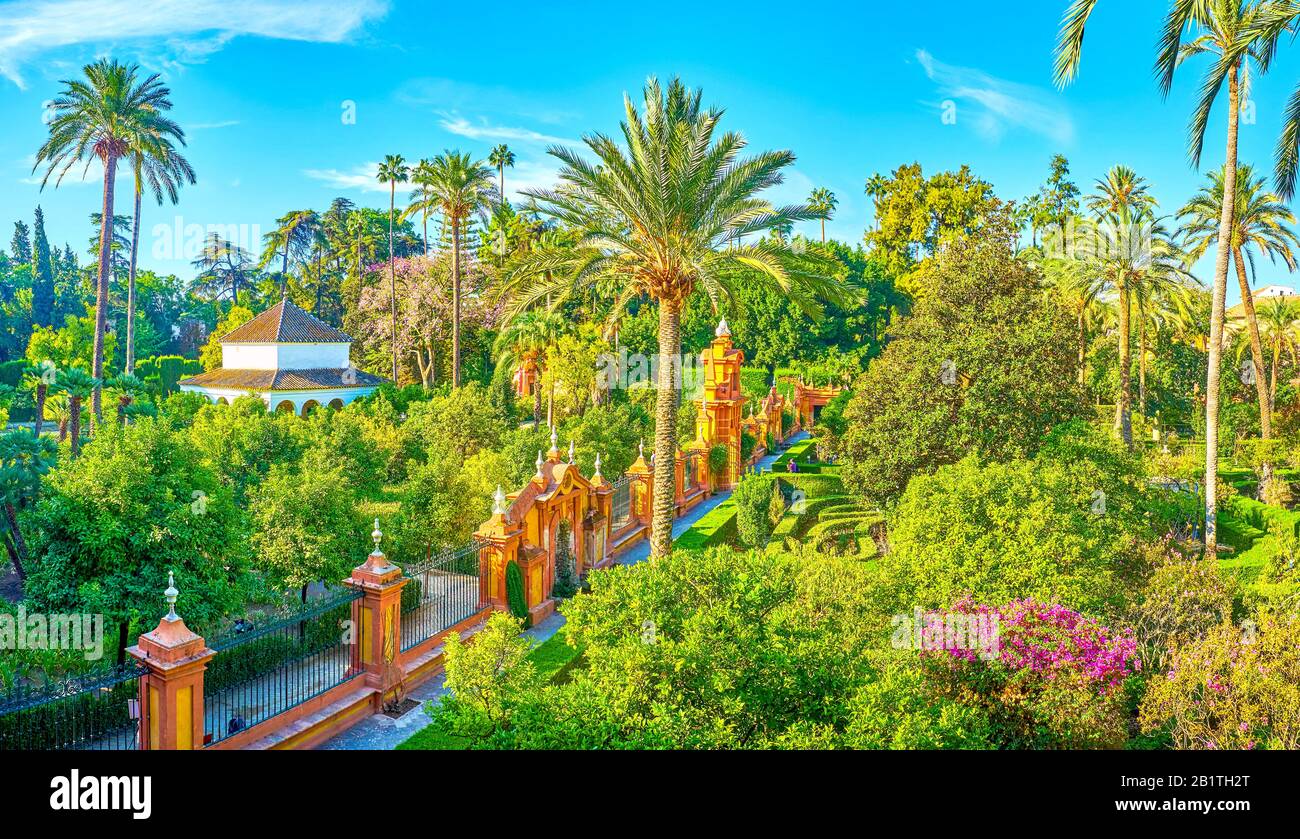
(1179, 163, 1299, 472)
(489, 143, 516, 207)
(0, 430, 57, 580)
(54, 368, 98, 456)
(1056, 0, 1274, 554)
(34, 59, 184, 429)
(839, 205, 1082, 502)
(30, 207, 55, 328)
(504, 77, 839, 558)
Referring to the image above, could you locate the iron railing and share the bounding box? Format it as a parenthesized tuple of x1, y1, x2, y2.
(611, 476, 632, 530)
(202, 588, 361, 746)
(401, 540, 483, 652)
(0, 661, 146, 751)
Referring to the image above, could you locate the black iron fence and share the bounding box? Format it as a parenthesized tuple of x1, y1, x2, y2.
(0, 661, 146, 751)
(202, 588, 361, 747)
(401, 540, 483, 652)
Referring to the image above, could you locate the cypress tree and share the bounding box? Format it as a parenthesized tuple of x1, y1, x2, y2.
(31, 207, 55, 327)
(9, 221, 30, 264)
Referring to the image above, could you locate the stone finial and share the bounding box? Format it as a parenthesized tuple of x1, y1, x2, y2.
(163, 571, 179, 622)
(535, 449, 545, 479)
(638, 439, 644, 459)
(568, 439, 575, 464)
(549, 424, 559, 457)
(492, 485, 507, 516)
(715, 317, 730, 337)
(371, 518, 383, 555)
(594, 452, 603, 479)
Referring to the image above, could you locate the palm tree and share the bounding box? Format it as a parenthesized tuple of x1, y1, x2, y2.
(494, 309, 567, 427)
(1056, 0, 1275, 553)
(423, 151, 496, 387)
(1085, 166, 1159, 445)
(22, 362, 55, 438)
(261, 210, 320, 297)
(808, 187, 837, 243)
(0, 431, 57, 581)
(503, 77, 840, 558)
(489, 144, 516, 205)
(124, 128, 194, 375)
(407, 159, 436, 256)
(1257, 296, 1300, 409)
(55, 368, 98, 456)
(1179, 163, 1300, 492)
(864, 173, 888, 232)
(1039, 247, 1107, 385)
(33, 59, 182, 430)
(105, 373, 146, 426)
(377, 154, 410, 383)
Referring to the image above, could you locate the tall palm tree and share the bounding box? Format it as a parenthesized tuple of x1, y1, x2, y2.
(261, 210, 319, 297)
(0, 430, 57, 581)
(124, 130, 194, 375)
(489, 144, 516, 205)
(503, 77, 840, 558)
(407, 158, 436, 256)
(864, 173, 888, 232)
(1056, 0, 1273, 553)
(808, 187, 837, 243)
(33, 59, 182, 429)
(1039, 246, 1107, 386)
(1257, 296, 1300, 408)
(424, 151, 496, 387)
(1086, 166, 1159, 445)
(1180, 163, 1300, 492)
(377, 155, 410, 383)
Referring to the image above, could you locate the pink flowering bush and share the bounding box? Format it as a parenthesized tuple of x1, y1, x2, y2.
(923, 598, 1140, 749)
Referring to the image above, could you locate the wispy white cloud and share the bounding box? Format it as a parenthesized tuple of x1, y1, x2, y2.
(438, 114, 576, 147)
(395, 77, 577, 126)
(915, 49, 1073, 145)
(0, 0, 389, 88)
(188, 119, 240, 130)
(302, 161, 393, 194)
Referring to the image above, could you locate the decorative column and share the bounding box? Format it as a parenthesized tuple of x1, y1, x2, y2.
(476, 485, 525, 610)
(587, 453, 613, 570)
(626, 440, 653, 526)
(128, 573, 214, 750)
(343, 520, 408, 701)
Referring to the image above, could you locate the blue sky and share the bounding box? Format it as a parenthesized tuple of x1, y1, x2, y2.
(4, 0, 1300, 303)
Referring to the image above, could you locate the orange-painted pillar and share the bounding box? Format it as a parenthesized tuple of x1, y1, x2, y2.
(626, 442, 653, 526)
(128, 573, 214, 750)
(343, 520, 408, 702)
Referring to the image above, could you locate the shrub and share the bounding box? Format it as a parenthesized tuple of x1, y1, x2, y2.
(505, 560, 528, 623)
(707, 444, 728, 478)
(733, 474, 778, 548)
(674, 498, 738, 550)
(552, 520, 579, 599)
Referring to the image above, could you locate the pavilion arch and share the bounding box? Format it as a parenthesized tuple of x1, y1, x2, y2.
(300, 399, 321, 417)
(215, 396, 229, 406)
(274, 399, 296, 415)
(328, 398, 344, 410)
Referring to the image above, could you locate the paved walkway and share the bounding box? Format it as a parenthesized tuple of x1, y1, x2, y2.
(318, 432, 807, 750)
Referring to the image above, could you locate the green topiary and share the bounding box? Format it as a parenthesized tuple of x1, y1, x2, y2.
(733, 473, 777, 548)
(552, 520, 579, 599)
(505, 560, 529, 623)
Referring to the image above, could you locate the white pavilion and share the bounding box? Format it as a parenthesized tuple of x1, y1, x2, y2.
(179, 298, 386, 416)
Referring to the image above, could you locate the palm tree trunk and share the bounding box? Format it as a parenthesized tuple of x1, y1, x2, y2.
(533, 371, 543, 427)
(1271, 338, 1281, 412)
(820, 218, 825, 243)
(1116, 280, 1133, 446)
(1204, 66, 1243, 555)
(1077, 306, 1087, 386)
(1232, 245, 1273, 496)
(69, 396, 82, 456)
(422, 209, 429, 257)
(1138, 308, 1148, 419)
(91, 153, 118, 430)
(3, 502, 27, 580)
(650, 298, 682, 559)
(126, 182, 142, 375)
(389, 184, 399, 384)
(452, 216, 462, 388)
(33, 383, 45, 438)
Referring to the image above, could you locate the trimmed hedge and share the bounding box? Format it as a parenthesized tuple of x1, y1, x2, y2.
(674, 498, 739, 550)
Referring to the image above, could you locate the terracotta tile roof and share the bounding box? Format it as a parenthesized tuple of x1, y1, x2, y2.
(220, 298, 352, 344)
(179, 367, 385, 391)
